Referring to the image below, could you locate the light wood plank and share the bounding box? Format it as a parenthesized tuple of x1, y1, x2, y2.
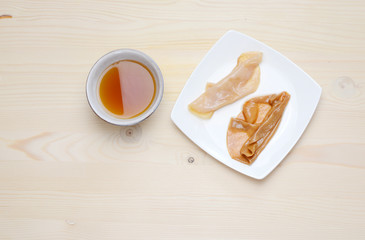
(0, 0, 365, 239)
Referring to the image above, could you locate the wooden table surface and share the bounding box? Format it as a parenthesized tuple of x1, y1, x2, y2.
(1, 0, 364, 239)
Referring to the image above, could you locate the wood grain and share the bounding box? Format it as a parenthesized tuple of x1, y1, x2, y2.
(1, 0, 365, 239)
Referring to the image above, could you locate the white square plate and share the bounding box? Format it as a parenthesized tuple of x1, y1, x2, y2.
(171, 30, 321, 179)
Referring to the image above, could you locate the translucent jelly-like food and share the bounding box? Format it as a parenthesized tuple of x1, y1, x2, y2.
(188, 52, 262, 119)
(227, 91, 290, 165)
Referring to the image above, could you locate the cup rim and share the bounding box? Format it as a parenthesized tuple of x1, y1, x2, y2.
(86, 48, 164, 126)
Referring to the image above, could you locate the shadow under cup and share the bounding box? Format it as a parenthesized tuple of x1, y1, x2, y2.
(86, 49, 164, 126)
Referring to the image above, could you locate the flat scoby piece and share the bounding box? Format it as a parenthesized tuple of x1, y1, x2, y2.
(227, 91, 290, 165)
(188, 52, 262, 118)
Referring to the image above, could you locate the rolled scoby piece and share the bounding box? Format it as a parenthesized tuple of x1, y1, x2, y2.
(188, 52, 262, 119)
(227, 91, 290, 165)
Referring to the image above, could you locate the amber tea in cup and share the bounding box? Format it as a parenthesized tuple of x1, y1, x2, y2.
(86, 49, 164, 126)
(98, 60, 156, 118)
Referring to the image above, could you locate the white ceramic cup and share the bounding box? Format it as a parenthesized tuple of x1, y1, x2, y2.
(86, 49, 164, 126)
